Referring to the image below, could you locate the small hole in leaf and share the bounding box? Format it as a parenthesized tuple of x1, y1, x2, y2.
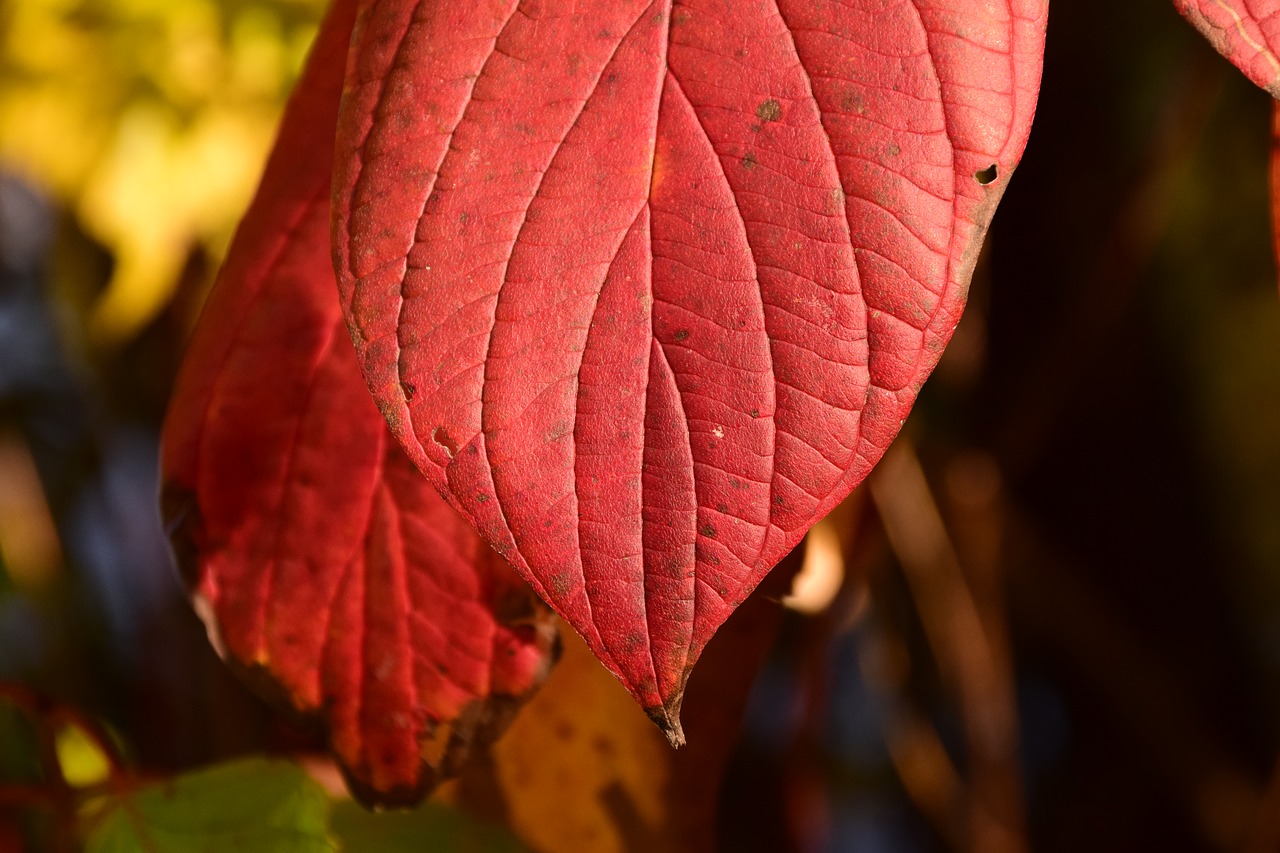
(974, 164, 998, 185)
(431, 426, 458, 458)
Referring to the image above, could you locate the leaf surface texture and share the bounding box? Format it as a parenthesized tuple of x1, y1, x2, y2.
(333, 0, 1047, 733)
(1176, 0, 1280, 95)
(161, 0, 557, 805)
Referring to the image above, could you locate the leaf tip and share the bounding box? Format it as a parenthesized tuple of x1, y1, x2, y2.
(338, 761, 438, 811)
(645, 700, 685, 749)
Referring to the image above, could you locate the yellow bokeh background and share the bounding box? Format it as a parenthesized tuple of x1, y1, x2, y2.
(0, 0, 325, 345)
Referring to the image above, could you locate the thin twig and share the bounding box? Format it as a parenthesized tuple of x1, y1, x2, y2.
(870, 440, 1026, 853)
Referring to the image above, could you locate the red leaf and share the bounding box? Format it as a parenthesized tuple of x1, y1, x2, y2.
(1175, 0, 1280, 96)
(332, 0, 1046, 740)
(160, 0, 558, 806)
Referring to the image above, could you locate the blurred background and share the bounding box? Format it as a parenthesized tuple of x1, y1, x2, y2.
(2, 0, 1280, 850)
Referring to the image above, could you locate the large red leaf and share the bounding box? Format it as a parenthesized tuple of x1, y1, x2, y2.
(332, 0, 1046, 741)
(160, 0, 557, 806)
(1175, 0, 1280, 96)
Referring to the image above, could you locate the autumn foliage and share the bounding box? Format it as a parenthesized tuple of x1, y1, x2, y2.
(146, 0, 1280, 825)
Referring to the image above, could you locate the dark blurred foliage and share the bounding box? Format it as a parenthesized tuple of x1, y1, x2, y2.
(3, 0, 1280, 851)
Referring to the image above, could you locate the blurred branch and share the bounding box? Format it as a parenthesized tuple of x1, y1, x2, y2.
(0, 784, 61, 810)
(0, 683, 75, 851)
(857, 604, 966, 851)
(870, 441, 1026, 853)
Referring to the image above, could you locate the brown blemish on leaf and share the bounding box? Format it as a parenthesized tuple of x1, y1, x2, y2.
(826, 186, 846, 215)
(741, 152, 758, 171)
(755, 99, 782, 122)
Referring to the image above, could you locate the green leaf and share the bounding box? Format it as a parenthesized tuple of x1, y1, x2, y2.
(85, 758, 333, 853)
(329, 801, 527, 853)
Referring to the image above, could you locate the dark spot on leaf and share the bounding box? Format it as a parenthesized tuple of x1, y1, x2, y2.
(750, 408, 759, 418)
(742, 152, 758, 171)
(716, 503, 729, 514)
(401, 381, 416, 401)
(476, 493, 489, 504)
(756, 99, 782, 122)
(701, 524, 716, 538)
(975, 163, 998, 185)
(673, 329, 690, 342)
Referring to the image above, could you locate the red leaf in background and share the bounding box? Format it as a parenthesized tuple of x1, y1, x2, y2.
(332, 0, 1046, 742)
(1175, 0, 1280, 96)
(160, 0, 558, 806)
